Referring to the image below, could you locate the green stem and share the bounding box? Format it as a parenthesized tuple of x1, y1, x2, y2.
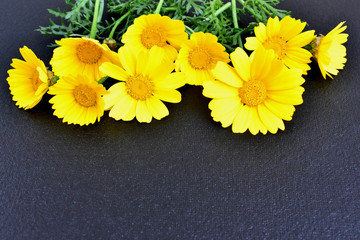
(214, 2, 231, 17)
(98, 76, 108, 84)
(232, 0, 243, 48)
(90, 0, 102, 39)
(185, 25, 195, 34)
(154, 0, 165, 14)
(108, 11, 131, 39)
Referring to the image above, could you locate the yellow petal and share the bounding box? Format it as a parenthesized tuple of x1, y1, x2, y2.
(202, 80, 239, 98)
(211, 61, 242, 88)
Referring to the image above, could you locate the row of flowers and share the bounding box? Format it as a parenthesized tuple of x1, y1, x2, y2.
(7, 14, 348, 135)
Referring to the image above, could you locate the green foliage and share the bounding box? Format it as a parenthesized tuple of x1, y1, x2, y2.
(37, 0, 290, 52)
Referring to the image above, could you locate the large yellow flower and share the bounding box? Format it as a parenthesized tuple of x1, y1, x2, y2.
(203, 46, 305, 135)
(175, 32, 229, 86)
(48, 75, 108, 126)
(121, 14, 188, 61)
(50, 37, 120, 81)
(7, 46, 49, 110)
(100, 46, 185, 123)
(312, 22, 348, 79)
(245, 16, 315, 74)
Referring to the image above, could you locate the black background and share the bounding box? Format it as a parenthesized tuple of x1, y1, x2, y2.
(1, 0, 359, 239)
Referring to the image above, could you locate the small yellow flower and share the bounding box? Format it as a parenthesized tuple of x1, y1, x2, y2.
(100, 46, 185, 123)
(50, 37, 120, 81)
(7, 46, 49, 110)
(245, 16, 315, 74)
(312, 22, 348, 79)
(203, 46, 305, 135)
(175, 32, 229, 86)
(121, 14, 188, 61)
(48, 75, 108, 126)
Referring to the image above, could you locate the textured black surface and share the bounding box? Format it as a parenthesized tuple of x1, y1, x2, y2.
(0, 0, 359, 239)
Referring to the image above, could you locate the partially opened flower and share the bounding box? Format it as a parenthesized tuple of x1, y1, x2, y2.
(203, 46, 305, 135)
(312, 22, 348, 79)
(245, 16, 315, 74)
(175, 32, 229, 86)
(7, 46, 49, 110)
(50, 37, 120, 81)
(121, 14, 188, 61)
(100, 46, 185, 123)
(48, 75, 108, 126)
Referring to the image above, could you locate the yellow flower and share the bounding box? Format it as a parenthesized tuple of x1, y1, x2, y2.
(245, 16, 315, 74)
(50, 37, 120, 81)
(203, 46, 305, 135)
(175, 32, 229, 86)
(7, 46, 49, 110)
(100, 46, 185, 123)
(48, 75, 108, 126)
(121, 14, 188, 61)
(312, 22, 348, 79)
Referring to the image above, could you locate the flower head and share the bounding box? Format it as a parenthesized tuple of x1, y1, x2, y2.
(121, 14, 188, 61)
(100, 46, 185, 123)
(175, 32, 229, 86)
(312, 22, 348, 79)
(50, 37, 120, 81)
(245, 16, 315, 74)
(48, 75, 108, 126)
(203, 46, 305, 135)
(7, 46, 49, 110)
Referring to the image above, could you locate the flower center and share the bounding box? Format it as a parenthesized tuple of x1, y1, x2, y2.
(238, 80, 267, 107)
(188, 47, 212, 70)
(31, 70, 41, 91)
(141, 28, 166, 49)
(263, 36, 286, 60)
(73, 84, 97, 107)
(126, 74, 154, 100)
(76, 41, 103, 64)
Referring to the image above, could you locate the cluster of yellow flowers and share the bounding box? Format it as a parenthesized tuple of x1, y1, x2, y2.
(6, 14, 348, 135)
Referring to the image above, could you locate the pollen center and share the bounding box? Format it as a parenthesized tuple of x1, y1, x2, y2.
(141, 28, 166, 49)
(126, 74, 154, 100)
(76, 41, 103, 64)
(188, 47, 212, 70)
(263, 37, 286, 60)
(239, 80, 267, 107)
(31, 70, 41, 91)
(73, 84, 97, 107)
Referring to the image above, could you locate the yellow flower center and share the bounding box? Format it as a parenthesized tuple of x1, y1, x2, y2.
(141, 28, 166, 49)
(76, 41, 103, 64)
(126, 74, 154, 100)
(263, 36, 286, 60)
(188, 47, 212, 70)
(73, 84, 97, 107)
(239, 80, 267, 107)
(31, 70, 41, 91)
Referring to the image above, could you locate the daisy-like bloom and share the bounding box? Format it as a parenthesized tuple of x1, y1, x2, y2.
(7, 46, 49, 109)
(312, 22, 348, 79)
(99, 46, 185, 123)
(50, 37, 120, 81)
(175, 32, 229, 86)
(244, 16, 315, 74)
(203, 46, 305, 135)
(121, 14, 188, 61)
(48, 75, 108, 126)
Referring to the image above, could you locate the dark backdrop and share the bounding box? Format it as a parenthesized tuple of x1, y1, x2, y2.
(1, 0, 359, 239)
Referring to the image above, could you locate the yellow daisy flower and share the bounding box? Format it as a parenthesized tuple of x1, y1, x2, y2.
(203, 46, 305, 135)
(312, 22, 348, 79)
(48, 75, 108, 126)
(99, 46, 185, 123)
(121, 14, 188, 61)
(175, 32, 230, 86)
(7, 46, 49, 110)
(50, 37, 120, 81)
(244, 16, 315, 74)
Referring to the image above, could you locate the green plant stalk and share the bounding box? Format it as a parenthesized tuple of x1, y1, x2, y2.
(154, 0, 165, 14)
(90, 0, 102, 39)
(98, 76, 108, 84)
(214, 2, 231, 17)
(232, 0, 243, 48)
(108, 11, 131, 39)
